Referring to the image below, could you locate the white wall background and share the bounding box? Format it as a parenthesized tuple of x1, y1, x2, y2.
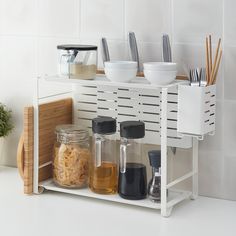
(0, 0, 235, 201)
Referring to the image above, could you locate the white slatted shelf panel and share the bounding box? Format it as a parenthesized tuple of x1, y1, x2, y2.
(73, 82, 192, 148)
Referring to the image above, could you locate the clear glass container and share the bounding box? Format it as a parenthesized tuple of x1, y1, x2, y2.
(57, 45, 97, 80)
(148, 150, 161, 202)
(118, 121, 147, 200)
(53, 125, 91, 189)
(90, 117, 117, 194)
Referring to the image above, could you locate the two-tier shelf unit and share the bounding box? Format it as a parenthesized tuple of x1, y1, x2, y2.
(17, 75, 216, 217)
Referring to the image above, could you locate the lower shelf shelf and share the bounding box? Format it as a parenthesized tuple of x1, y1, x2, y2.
(40, 179, 192, 210)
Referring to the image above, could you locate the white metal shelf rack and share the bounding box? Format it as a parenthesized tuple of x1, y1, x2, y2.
(33, 75, 205, 217)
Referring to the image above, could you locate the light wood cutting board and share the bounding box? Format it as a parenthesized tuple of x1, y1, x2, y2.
(17, 98, 73, 194)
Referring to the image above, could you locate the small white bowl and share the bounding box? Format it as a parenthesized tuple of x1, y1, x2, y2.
(105, 61, 137, 69)
(143, 62, 177, 71)
(144, 70, 177, 85)
(105, 68, 137, 83)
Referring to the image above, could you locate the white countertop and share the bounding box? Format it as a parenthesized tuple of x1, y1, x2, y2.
(0, 166, 235, 236)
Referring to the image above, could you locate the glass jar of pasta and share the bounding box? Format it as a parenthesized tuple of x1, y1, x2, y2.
(53, 125, 91, 189)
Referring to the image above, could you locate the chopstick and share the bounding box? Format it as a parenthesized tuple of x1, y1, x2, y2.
(210, 38, 221, 85)
(205, 36, 222, 85)
(212, 49, 222, 84)
(209, 35, 213, 74)
(206, 37, 210, 85)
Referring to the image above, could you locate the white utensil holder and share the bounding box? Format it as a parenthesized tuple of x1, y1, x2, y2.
(177, 85, 216, 138)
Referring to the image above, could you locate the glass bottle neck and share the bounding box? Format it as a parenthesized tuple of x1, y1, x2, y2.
(152, 167, 161, 177)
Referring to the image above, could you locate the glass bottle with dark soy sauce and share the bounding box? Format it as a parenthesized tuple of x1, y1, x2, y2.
(118, 121, 147, 200)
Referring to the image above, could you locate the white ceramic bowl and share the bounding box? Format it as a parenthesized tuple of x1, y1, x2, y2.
(105, 68, 137, 83)
(143, 62, 177, 71)
(105, 61, 137, 69)
(144, 70, 177, 85)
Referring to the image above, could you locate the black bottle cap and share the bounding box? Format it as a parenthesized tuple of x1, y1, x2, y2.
(92, 117, 116, 134)
(120, 121, 145, 139)
(148, 150, 161, 168)
(57, 44, 97, 51)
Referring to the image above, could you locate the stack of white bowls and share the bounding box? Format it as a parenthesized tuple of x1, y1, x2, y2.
(104, 61, 137, 83)
(143, 62, 177, 85)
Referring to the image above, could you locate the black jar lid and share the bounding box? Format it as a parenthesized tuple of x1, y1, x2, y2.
(92, 117, 116, 134)
(120, 121, 145, 139)
(57, 44, 98, 51)
(148, 150, 161, 168)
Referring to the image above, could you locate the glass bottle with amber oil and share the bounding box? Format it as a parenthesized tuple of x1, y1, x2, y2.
(90, 117, 117, 194)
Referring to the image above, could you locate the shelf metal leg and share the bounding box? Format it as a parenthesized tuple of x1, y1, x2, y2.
(191, 137, 198, 200)
(161, 88, 169, 217)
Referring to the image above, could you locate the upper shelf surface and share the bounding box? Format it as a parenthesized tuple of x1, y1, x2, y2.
(43, 75, 188, 89)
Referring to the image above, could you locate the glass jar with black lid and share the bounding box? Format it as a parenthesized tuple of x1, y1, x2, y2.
(118, 121, 147, 200)
(57, 44, 97, 80)
(90, 117, 117, 194)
